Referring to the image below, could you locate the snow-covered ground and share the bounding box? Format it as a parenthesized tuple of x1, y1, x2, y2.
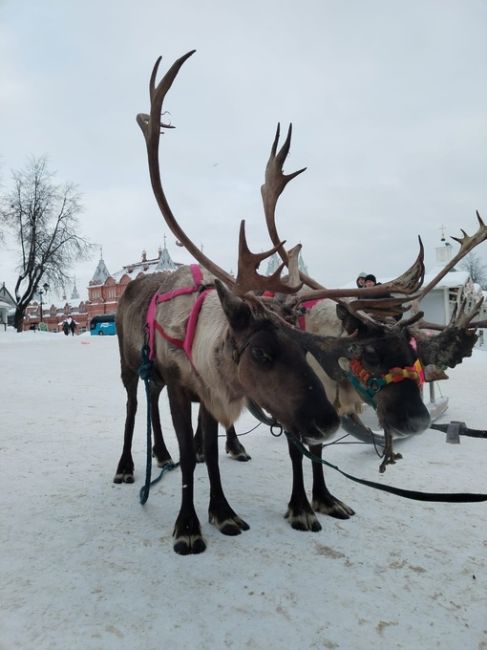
(1, 330, 486, 650)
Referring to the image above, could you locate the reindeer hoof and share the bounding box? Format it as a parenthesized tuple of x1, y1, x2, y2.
(209, 513, 250, 535)
(312, 497, 355, 519)
(285, 508, 322, 532)
(225, 440, 251, 462)
(156, 456, 176, 469)
(113, 472, 134, 484)
(173, 535, 206, 555)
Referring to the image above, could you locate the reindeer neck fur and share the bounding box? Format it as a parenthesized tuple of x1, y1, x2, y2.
(299, 297, 363, 416)
(189, 292, 248, 428)
(303, 298, 345, 338)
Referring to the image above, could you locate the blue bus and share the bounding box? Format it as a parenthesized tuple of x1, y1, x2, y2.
(90, 314, 116, 336)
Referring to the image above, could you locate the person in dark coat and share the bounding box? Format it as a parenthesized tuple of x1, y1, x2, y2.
(65, 316, 77, 336)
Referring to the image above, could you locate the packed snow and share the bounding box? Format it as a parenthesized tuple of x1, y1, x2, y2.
(1, 330, 486, 650)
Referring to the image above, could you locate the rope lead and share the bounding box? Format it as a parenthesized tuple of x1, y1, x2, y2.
(285, 431, 487, 503)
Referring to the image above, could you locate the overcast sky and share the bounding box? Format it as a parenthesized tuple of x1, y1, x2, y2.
(1, 0, 486, 302)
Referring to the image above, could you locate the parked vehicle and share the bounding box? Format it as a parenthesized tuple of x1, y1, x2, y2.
(90, 314, 116, 336)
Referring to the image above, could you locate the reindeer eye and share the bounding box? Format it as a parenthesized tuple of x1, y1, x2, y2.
(250, 346, 273, 365)
(362, 346, 380, 366)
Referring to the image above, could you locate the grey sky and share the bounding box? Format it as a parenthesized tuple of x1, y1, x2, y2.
(1, 0, 486, 301)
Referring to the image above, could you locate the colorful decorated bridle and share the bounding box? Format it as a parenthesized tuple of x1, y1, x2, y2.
(345, 355, 425, 407)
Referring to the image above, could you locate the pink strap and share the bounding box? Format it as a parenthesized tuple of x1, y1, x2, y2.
(183, 289, 213, 360)
(145, 264, 211, 362)
(298, 299, 320, 330)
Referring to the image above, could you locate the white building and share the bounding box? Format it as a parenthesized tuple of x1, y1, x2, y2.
(0, 283, 16, 332)
(418, 241, 486, 350)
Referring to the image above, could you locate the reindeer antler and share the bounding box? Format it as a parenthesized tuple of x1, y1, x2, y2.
(260, 123, 426, 320)
(293, 238, 425, 321)
(138, 52, 299, 297)
(418, 294, 484, 331)
(235, 222, 302, 296)
(137, 52, 236, 285)
(417, 212, 487, 300)
(262, 124, 323, 290)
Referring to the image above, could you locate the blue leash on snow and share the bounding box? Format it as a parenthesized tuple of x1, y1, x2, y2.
(138, 342, 179, 505)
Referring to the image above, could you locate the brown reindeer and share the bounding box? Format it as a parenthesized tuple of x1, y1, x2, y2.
(117, 51, 377, 555)
(257, 124, 485, 530)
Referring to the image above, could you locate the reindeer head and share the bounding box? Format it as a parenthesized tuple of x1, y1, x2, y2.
(332, 307, 431, 435)
(214, 280, 340, 443)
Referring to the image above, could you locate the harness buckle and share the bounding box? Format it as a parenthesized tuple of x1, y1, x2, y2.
(368, 377, 382, 393)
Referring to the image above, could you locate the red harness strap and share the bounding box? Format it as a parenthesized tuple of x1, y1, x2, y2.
(146, 265, 213, 362)
(298, 299, 321, 330)
(261, 292, 320, 331)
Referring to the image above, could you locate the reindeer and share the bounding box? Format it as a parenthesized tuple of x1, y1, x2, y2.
(259, 124, 485, 530)
(115, 51, 442, 552)
(116, 51, 384, 555)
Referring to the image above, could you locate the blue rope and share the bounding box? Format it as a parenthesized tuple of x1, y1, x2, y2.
(344, 371, 384, 408)
(138, 343, 179, 505)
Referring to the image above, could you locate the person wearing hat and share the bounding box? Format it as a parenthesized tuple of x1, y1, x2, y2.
(356, 272, 367, 288)
(364, 273, 377, 287)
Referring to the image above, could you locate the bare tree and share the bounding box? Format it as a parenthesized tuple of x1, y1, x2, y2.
(0, 157, 93, 331)
(460, 251, 487, 289)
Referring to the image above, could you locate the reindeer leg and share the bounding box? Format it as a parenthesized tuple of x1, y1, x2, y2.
(225, 426, 251, 462)
(200, 406, 249, 535)
(114, 368, 139, 484)
(150, 381, 174, 468)
(195, 416, 251, 463)
(285, 436, 321, 532)
(193, 407, 205, 463)
(167, 383, 206, 555)
(379, 426, 403, 473)
(310, 444, 355, 519)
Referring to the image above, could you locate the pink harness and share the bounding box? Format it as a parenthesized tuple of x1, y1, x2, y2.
(298, 299, 320, 330)
(145, 264, 213, 362)
(262, 292, 320, 331)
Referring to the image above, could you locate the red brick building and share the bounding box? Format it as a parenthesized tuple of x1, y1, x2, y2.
(22, 243, 182, 333)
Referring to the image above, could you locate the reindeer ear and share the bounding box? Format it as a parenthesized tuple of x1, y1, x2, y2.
(336, 304, 362, 334)
(214, 279, 251, 331)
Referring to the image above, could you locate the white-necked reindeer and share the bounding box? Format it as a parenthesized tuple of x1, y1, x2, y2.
(115, 51, 379, 555)
(260, 124, 485, 530)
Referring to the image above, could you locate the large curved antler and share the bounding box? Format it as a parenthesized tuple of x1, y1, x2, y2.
(137, 52, 299, 297)
(418, 295, 484, 331)
(262, 124, 322, 290)
(261, 123, 425, 318)
(235, 222, 302, 295)
(416, 211, 487, 300)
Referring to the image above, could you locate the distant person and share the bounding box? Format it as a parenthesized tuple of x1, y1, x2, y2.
(364, 274, 377, 288)
(62, 320, 70, 336)
(356, 272, 367, 288)
(66, 316, 77, 336)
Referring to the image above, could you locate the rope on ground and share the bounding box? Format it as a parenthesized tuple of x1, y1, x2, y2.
(217, 422, 262, 438)
(137, 342, 180, 505)
(285, 431, 487, 503)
